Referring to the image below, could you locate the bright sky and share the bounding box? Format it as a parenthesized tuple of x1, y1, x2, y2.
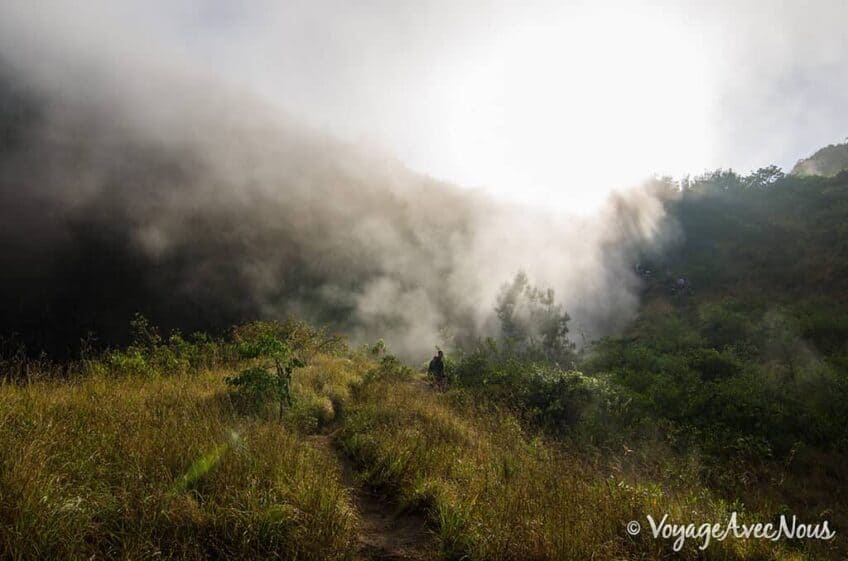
(7, 0, 848, 212)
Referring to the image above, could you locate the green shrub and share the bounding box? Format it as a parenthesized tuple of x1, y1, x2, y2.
(452, 342, 632, 437)
(225, 336, 305, 420)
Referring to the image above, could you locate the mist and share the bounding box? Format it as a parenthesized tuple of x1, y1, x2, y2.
(0, 3, 677, 359)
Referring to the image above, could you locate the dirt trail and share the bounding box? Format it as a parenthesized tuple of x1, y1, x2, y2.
(307, 434, 438, 561)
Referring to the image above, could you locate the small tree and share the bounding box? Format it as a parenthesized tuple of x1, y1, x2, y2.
(226, 333, 305, 419)
(745, 165, 784, 189)
(495, 272, 576, 364)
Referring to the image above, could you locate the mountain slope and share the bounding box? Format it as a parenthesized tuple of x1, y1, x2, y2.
(791, 141, 848, 177)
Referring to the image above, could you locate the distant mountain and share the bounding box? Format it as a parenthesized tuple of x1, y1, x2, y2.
(791, 141, 848, 177)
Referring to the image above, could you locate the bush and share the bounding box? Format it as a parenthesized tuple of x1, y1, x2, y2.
(82, 315, 231, 378)
(585, 300, 848, 456)
(226, 335, 305, 420)
(452, 342, 632, 437)
(232, 319, 347, 359)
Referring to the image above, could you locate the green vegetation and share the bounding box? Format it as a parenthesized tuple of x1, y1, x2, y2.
(0, 320, 365, 560)
(2, 167, 847, 559)
(3, 314, 844, 559)
(619, 169, 848, 463)
(0, 369, 362, 560)
(226, 326, 306, 419)
(341, 361, 834, 560)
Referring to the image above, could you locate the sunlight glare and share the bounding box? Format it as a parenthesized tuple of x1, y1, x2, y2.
(430, 5, 717, 212)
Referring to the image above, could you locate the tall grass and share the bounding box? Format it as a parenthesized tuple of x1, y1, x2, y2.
(0, 367, 358, 560)
(340, 371, 821, 560)
(1, 318, 841, 560)
(284, 354, 371, 431)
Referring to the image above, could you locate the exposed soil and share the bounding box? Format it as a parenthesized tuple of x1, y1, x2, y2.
(307, 434, 438, 561)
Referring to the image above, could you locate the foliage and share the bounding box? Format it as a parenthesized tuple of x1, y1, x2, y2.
(664, 168, 848, 295)
(451, 340, 632, 437)
(3, 310, 846, 559)
(744, 165, 785, 189)
(494, 271, 576, 365)
(232, 319, 347, 359)
(83, 314, 230, 378)
(339, 371, 808, 560)
(226, 333, 305, 418)
(583, 299, 848, 455)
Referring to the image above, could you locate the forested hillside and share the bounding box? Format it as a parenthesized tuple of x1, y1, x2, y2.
(660, 167, 848, 296)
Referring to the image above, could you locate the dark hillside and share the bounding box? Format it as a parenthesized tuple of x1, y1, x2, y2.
(657, 170, 848, 298)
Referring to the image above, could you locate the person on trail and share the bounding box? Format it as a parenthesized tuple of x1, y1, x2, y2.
(428, 350, 446, 390)
(671, 276, 694, 297)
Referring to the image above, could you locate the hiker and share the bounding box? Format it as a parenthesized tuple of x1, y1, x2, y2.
(275, 359, 293, 406)
(671, 276, 694, 297)
(428, 350, 446, 390)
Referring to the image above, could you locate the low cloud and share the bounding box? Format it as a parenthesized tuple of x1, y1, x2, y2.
(0, 7, 677, 359)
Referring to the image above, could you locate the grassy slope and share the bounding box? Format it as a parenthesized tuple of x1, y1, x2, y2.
(340, 369, 833, 560)
(2, 341, 842, 560)
(0, 354, 370, 560)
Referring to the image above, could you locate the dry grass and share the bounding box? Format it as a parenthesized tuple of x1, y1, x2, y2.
(0, 347, 838, 560)
(0, 366, 359, 560)
(339, 375, 823, 561)
(284, 354, 372, 431)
